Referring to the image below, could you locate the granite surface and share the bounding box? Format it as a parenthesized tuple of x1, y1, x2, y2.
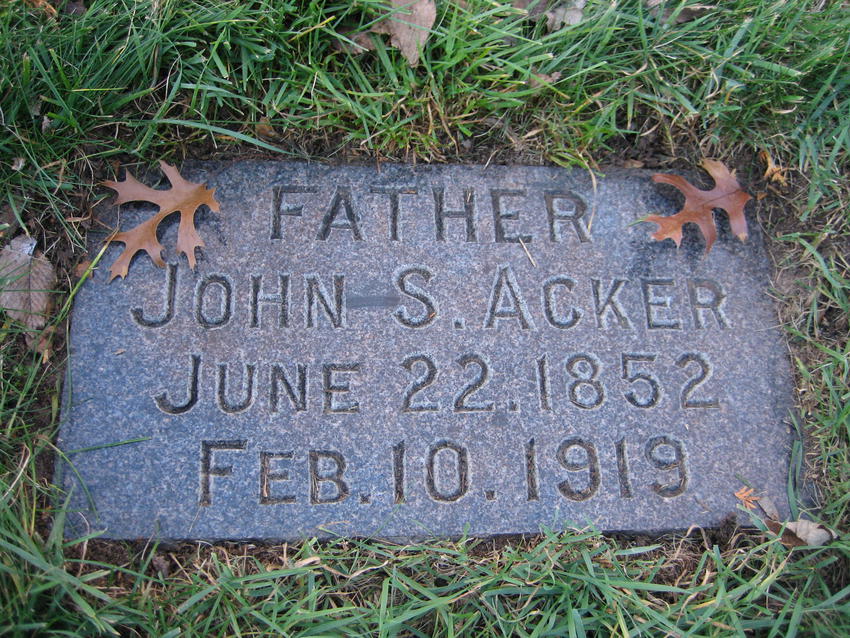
(57, 162, 796, 540)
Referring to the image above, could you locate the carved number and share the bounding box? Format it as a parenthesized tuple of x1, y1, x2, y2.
(646, 436, 688, 496)
(621, 353, 660, 408)
(564, 353, 605, 409)
(401, 355, 439, 412)
(454, 354, 495, 412)
(556, 437, 600, 501)
(676, 353, 719, 409)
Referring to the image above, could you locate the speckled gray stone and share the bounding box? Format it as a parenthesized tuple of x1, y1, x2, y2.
(57, 162, 796, 540)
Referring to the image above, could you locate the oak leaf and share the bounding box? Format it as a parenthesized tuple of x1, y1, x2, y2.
(646, 158, 750, 254)
(370, 0, 436, 67)
(764, 519, 838, 548)
(103, 161, 219, 281)
(0, 235, 57, 347)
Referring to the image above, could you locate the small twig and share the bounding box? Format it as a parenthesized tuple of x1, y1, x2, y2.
(518, 236, 537, 267)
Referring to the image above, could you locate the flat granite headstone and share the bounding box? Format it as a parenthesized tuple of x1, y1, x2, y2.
(57, 162, 796, 540)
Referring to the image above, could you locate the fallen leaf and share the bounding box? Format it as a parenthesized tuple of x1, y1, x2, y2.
(734, 486, 759, 510)
(73, 259, 92, 279)
(0, 235, 57, 345)
(758, 150, 788, 186)
(255, 117, 281, 141)
(24, 0, 57, 17)
(294, 556, 321, 569)
(64, 0, 87, 15)
(546, 0, 586, 32)
(103, 161, 220, 281)
(528, 70, 562, 88)
(0, 204, 20, 239)
(370, 0, 436, 67)
(764, 519, 838, 548)
(151, 554, 171, 577)
(511, 0, 546, 18)
(646, 0, 714, 23)
(35, 325, 55, 362)
(335, 31, 378, 55)
(756, 495, 780, 521)
(645, 158, 751, 254)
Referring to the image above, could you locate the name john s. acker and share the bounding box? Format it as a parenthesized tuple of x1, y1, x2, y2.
(132, 262, 728, 333)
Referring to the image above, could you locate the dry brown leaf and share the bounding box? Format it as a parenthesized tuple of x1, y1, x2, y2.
(758, 150, 788, 186)
(0, 235, 57, 344)
(64, 0, 87, 15)
(255, 117, 282, 141)
(336, 31, 378, 55)
(0, 204, 19, 239)
(24, 0, 57, 17)
(646, 0, 714, 23)
(546, 0, 586, 32)
(528, 70, 562, 88)
(35, 325, 55, 362)
(646, 158, 750, 254)
(73, 259, 92, 279)
(756, 495, 780, 521)
(734, 486, 759, 510)
(103, 161, 220, 281)
(511, 0, 546, 18)
(370, 0, 436, 67)
(764, 519, 838, 548)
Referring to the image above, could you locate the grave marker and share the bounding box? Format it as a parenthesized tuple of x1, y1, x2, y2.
(58, 162, 795, 539)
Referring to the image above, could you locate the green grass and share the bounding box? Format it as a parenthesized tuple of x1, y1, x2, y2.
(1, 0, 847, 226)
(1, 0, 849, 635)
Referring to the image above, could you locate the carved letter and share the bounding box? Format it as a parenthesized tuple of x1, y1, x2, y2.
(271, 185, 317, 240)
(688, 278, 728, 328)
(491, 188, 531, 243)
(393, 266, 437, 328)
(132, 263, 176, 327)
(195, 275, 233, 328)
(433, 187, 476, 242)
(371, 186, 417, 241)
(251, 274, 290, 328)
(270, 364, 308, 412)
(317, 187, 363, 240)
(305, 274, 346, 328)
(309, 450, 350, 504)
(259, 452, 296, 505)
(217, 361, 256, 414)
(323, 363, 361, 413)
(155, 354, 200, 414)
(199, 440, 246, 506)
(545, 191, 590, 243)
(484, 265, 533, 329)
(641, 278, 681, 330)
(592, 278, 632, 329)
(542, 276, 581, 329)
